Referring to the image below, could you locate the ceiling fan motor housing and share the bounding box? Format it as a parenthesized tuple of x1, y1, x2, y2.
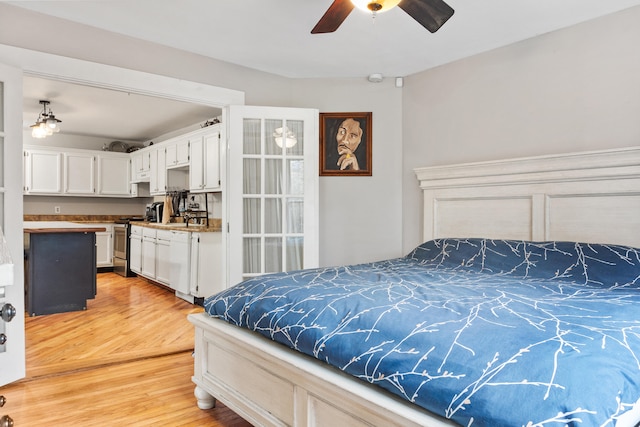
(367, 2, 383, 11)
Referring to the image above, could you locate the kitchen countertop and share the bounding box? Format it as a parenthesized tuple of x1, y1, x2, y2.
(23, 215, 222, 232)
(133, 221, 221, 232)
(24, 221, 107, 234)
(24, 214, 128, 223)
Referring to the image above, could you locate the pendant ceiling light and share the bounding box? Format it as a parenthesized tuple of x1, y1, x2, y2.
(273, 127, 297, 148)
(31, 100, 62, 139)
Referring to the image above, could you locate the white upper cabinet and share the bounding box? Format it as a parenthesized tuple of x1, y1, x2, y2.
(190, 125, 221, 192)
(64, 152, 96, 195)
(24, 145, 131, 198)
(166, 138, 190, 168)
(150, 146, 167, 195)
(131, 149, 151, 183)
(23, 149, 62, 194)
(97, 153, 131, 196)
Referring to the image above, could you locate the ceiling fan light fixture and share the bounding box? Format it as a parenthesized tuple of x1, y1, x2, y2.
(351, 0, 401, 13)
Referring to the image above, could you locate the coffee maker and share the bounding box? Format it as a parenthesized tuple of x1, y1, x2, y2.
(145, 202, 164, 222)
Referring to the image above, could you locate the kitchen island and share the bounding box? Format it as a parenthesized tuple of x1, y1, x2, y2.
(24, 222, 106, 316)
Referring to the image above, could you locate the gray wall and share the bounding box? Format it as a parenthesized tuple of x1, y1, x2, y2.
(291, 78, 404, 266)
(401, 6, 640, 253)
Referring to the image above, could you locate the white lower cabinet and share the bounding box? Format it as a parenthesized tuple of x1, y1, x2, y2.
(129, 225, 142, 274)
(155, 230, 172, 285)
(141, 227, 157, 278)
(189, 232, 223, 298)
(169, 231, 191, 295)
(130, 225, 222, 302)
(95, 223, 114, 268)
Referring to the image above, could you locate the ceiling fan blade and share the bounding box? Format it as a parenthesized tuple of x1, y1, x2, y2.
(398, 0, 454, 33)
(311, 0, 355, 34)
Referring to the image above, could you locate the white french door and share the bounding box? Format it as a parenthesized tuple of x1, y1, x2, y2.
(0, 62, 26, 387)
(225, 105, 319, 287)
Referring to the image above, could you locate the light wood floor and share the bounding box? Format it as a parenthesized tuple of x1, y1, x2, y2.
(0, 273, 253, 426)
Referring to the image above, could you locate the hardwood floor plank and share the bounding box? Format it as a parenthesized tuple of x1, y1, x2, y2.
(24, 273, 202, 378)
(3, 352, 252, 426)
(0, 272, 252, 426)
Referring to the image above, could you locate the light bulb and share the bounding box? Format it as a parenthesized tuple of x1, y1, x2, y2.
(273, 127, 298, 148)
(351, 0, 401, 13)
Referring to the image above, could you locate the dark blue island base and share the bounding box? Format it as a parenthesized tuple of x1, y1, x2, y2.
(24, 225, 104, 316)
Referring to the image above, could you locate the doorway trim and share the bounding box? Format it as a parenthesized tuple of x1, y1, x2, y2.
(0, 44, 245, 107)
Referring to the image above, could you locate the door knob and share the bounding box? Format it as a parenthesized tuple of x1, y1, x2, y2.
(1, 304, 16, 322)
(0, 334, 6, 345)
(0, 415, 13, 427)
(0, 396, 5, 407)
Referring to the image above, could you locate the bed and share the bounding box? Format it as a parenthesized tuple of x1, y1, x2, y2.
(189, 147, 640, 427)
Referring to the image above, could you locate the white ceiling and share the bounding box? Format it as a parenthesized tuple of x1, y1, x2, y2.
(12, 0, 640, 141)
(23, 76, 219, 143)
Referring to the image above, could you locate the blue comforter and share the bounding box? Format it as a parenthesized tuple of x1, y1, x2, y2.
(204, 239, 640, 427)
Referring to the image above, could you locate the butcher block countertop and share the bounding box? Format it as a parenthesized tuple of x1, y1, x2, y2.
(24, 221, 107, 234)
(23, 215, 222, 232)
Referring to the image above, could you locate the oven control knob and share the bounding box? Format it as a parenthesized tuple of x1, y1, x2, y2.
(0, 415, 13, 427)
(0, 334, 6, 345)
(1, 304, 16, 323)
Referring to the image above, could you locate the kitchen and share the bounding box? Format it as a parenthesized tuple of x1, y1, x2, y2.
(22, 75, 225, 311)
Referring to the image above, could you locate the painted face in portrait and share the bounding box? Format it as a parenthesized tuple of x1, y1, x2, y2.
(336, 118, 362, 156)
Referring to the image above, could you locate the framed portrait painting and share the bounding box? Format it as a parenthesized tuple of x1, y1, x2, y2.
(319, 112, 372, 176)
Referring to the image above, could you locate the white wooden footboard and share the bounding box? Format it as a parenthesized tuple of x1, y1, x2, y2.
(189, 313, 456, 427)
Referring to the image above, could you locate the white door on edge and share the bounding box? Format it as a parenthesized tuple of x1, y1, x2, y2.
(225, 105, 319, 288)
(0, 61, 26, 387)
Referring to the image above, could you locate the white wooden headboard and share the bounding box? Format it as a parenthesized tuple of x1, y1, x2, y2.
(414, 147, 640, 248)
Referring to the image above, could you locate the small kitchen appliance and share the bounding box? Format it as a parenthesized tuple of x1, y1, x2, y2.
(145, 202, 164, 223)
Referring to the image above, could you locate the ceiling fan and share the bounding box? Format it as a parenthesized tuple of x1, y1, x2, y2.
(311, 0, 454, 34)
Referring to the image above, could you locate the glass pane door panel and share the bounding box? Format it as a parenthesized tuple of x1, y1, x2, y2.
(287, 120, 304, 156)
(0, 137, 3, 187)
(243, 159, 261, 194)
(265, 237, 282, 273)
(243, 198, 261, 234)
(265, 119, 284, 156)
(287, 198, 303, 233)
(243, 237, 261, 274)
(243, 119, 261, 155)
(287, 160, 304, 195)
(265, 159, 282, 194)
(286, 237, 304, 271)
(0, 82, 4, 130)
(265, 198, 282, 234)
(0, 82, 3, 187)
(230, 105, 318, 284)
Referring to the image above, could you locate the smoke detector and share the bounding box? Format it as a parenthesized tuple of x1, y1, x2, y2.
(367, 73, 383, 83)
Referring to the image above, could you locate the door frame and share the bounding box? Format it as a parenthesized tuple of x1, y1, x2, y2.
(0, 44, 245, 108)
(0, 43, 245, 385)
(0, 61, 26, 386)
